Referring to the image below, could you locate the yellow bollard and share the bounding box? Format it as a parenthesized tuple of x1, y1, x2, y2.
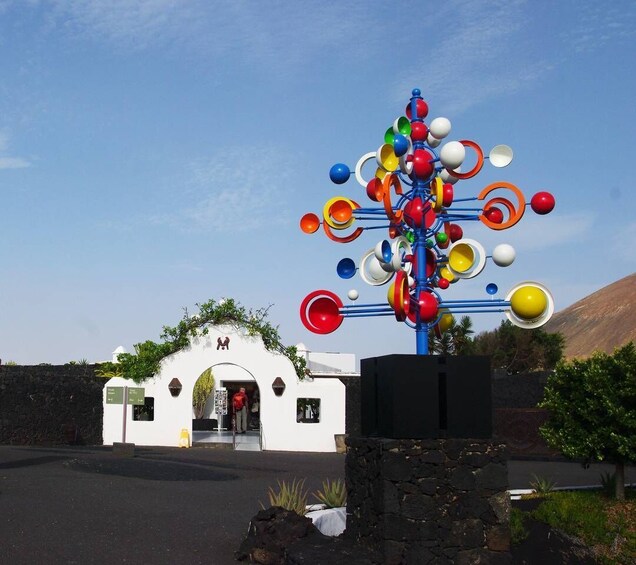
(179, 428, 190, 448)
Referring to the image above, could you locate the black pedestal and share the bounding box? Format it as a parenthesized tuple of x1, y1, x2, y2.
(361, 354, 492, 439)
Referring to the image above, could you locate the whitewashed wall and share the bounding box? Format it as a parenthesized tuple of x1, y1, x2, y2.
(103, 325, 346, 452)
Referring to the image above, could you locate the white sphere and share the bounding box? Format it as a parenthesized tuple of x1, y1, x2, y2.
(347, 289, 359, 301)
(427, 133, 441, 148)
(429, 117, 451, 139)
(440, 141, 466, 170)
(492, 244, 516, 267)
(440, 166, 461, 184)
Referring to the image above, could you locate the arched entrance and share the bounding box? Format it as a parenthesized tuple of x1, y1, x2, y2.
(191, 363, 261, 450)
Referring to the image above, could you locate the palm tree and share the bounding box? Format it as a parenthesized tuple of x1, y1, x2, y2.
(451, 316, 474, 354)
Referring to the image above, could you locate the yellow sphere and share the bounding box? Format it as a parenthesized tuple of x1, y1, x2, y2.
(435, 312, 454, 335)
(510, 286, 547, 320)
(387, 282, 395, 308)
(440, 267, 455, 283)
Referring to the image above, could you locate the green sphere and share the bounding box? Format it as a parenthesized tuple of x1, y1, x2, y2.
(436, 232, 448, 244)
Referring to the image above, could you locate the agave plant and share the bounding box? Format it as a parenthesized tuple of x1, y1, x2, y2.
(261, 478, 309, 516)
(529, 473, 556, 494)
(312, 478, 347, 508)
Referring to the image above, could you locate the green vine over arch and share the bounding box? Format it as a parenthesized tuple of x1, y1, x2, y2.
(96, 298, 308, 383)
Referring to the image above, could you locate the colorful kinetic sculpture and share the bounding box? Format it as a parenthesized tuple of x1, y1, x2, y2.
(300, 89, 556, 354)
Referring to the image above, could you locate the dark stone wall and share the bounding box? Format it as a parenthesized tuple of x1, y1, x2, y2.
(491, 370, 549, 409)
(0, 365, 105, 446)
(345, 437, 511, 565)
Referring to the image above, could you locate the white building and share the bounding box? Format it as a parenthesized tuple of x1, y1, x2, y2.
(103, 326, 357, 452)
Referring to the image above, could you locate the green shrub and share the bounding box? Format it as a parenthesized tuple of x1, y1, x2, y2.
(510, 507, 529, 544)
(312, 478, 347, 508)
(262, 478, 309, 516)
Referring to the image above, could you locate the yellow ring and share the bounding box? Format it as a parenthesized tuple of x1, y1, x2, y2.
(323, 196, 357, 230)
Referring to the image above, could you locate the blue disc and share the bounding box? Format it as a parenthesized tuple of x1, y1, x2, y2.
(336, 258, 356, 279)
(329, 163, 351, 184)
(486, 283, 498, 295)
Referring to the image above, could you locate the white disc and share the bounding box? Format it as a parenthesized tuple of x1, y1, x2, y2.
(489, 145, 514, 168)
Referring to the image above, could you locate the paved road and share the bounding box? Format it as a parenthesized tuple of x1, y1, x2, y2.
(1, 445, 634, 564)
(0, 445, 345, 565)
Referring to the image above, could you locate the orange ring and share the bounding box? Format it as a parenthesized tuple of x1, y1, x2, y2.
(444, 139, 484, 180)
(382, 173, 404, 224)
(478, 182, 526, 230)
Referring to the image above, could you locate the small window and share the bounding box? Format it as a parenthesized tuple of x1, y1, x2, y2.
(133, 397, 154, 421)
(297, 398, 320, 423)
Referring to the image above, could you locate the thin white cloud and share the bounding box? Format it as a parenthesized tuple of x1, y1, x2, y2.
(472, 211, 595, 252)
(46, 0, 376, 72)
(394, 0, 537, 113)
(0, 156, 30, 169)
(561, 1, 636, 53)
(149, 146, 294, 233)
(395, 0, 634, 114)
(0, 130, 31, 169)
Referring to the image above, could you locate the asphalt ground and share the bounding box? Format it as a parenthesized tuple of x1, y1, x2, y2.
(1, 445, 634, 565)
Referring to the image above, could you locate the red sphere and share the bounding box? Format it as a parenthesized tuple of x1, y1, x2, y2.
(426, 248, 436, 278)
(405, 99, 429, 119)
(438, 278, 450, 290)
(410, 121, 428, 142)
(404, 197, 426, 228)
(448, 223, 463, 242)
(416, 291, 439, 322)
(484, 206, 504, 224)
(412, 149, 435, 179)
(531, 191, 555, 215)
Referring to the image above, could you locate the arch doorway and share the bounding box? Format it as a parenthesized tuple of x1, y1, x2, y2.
(191, 363, 261, 450)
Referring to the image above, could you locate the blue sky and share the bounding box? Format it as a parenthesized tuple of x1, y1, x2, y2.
(0, 0, 634, 364)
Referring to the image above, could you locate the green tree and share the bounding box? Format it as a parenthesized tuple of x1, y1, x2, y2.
(472, 320, 563, 373)
(193, 368, 215, 419)
(428, 315, 474, 355)
(538, 343, 636, 500)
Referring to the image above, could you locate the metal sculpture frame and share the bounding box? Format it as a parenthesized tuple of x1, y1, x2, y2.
(300, 89, 555, 354)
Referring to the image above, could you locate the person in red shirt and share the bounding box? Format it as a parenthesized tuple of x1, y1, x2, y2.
(232, 387, 249, 434)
